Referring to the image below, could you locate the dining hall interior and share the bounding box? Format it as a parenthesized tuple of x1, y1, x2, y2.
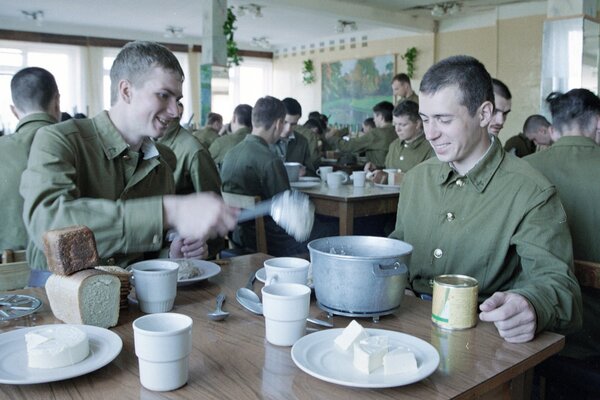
(1, 0, 599, 399)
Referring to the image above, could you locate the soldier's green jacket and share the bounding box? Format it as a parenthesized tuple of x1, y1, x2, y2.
(273, 132, 317, 176)
(504, 132, 536, 158)
(158, 123, 221, 195)
(396, 92, 419, 105)
(329, 125, 396, 168)
(0, 112, 57, 251)
(384, 134, 435, 172)
(192, 127, 219, 149)
(221, 135, 299, 255)
(390, 138, 582, 335)
(20, 111, 175, 270)
(294, 125, 321, 172)
(208, 126, 251, 167)
(525, 136, 600, 358)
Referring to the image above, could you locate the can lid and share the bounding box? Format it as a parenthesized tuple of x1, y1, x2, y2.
(435, 274, 478, 288)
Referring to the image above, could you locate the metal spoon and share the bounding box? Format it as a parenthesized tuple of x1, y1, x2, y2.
(207, 292, 230, 321)
(236, 273, 263, 315)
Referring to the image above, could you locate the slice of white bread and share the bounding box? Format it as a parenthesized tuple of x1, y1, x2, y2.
(45, 269, 120, 328)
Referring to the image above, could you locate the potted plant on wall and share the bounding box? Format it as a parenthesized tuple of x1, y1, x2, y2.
(401, 47, 418, 78)
(223, 7, 242, 67)
(302, 59, 316, 85)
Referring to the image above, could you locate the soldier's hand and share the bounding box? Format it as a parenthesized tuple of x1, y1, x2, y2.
(479, 291, 537, 343)
(170, 236, 208, 260)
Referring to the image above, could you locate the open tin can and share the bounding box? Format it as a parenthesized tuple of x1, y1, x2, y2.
(431, 274, 478, 330)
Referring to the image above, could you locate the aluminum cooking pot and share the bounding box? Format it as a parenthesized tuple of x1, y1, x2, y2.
(308, 236, 412, 317)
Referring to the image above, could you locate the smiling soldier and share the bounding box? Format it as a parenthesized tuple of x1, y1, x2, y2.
(20, 41, 237, 270)
(389, 55, 582, 343)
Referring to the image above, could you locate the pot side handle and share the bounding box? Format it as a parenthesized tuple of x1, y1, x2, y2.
(372, 261, 408, 277)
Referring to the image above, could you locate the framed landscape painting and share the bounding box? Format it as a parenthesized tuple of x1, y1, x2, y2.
(321, 54, 394, 129)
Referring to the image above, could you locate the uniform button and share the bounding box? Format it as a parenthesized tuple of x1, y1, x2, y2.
(433, 248, 443, 258)
(403, 143, 409, 148)
(399, 156, 404, 161)
(446, 212, 455, 221)
(152, 234, 160, 244)
(107, 258, 115, 265)
(123, 154, 131, 161)
(456, 179, 465, 187)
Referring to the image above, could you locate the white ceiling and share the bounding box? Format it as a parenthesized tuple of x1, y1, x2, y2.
(0, 0, 542, 50)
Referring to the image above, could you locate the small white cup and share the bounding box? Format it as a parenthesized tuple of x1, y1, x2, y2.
(284, 162, 302, 182)
(351, 171, 366, 187)
(133, 313, 193, 391)
(264, 257, 309, 286)
(130, 260, 179, 313)
(262, 283, 311, 346)
(327, 171, 347, 188)
(317, 166, 333, 182)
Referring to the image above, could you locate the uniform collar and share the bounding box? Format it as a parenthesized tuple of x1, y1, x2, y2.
(247, 133, 269, 147)
(437, 135, 503, 193)
(15, 112, 57, 132)
(553, 135, 598, 147)
(233, 126, 251, 135)
(94, 111, 159, 160)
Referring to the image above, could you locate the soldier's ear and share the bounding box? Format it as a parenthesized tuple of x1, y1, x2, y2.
(479, 101, 493, 127)
(118, 79, 133, 104)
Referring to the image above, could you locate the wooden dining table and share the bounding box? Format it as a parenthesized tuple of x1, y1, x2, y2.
(295, 180, 400, 235)
(0, 253, 564, 400)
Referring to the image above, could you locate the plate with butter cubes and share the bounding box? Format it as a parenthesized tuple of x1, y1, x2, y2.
(291, 320, 439, 388)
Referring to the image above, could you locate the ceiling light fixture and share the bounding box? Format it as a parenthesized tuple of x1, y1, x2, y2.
(251, 36, 271, 49)
(164, 26, 184, 39)
(430, 2, 461, 18)
(237, 4, 263, 18)
(336, 20, 357, 34)
(21, 10, 44, 26)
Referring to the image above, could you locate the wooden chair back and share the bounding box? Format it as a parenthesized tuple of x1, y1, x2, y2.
(573, 259, 600, 289)
(221, 192, 268, 254)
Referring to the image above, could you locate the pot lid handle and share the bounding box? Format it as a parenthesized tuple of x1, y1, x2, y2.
(372, 261, 408, 277)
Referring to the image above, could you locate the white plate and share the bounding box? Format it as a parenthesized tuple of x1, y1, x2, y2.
(291, 181, 321, 189)
(171, 259, 221, 286)
(299, 177, 321, 182)
(0, 324, 123, 384)
(127, 259, 221, 287)
(291, 328, 439, 388)
(255, 267, 314, 289)
(374, 183, 401, 189)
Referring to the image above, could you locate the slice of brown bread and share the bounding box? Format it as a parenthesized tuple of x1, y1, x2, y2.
(43, 225, 100, 275)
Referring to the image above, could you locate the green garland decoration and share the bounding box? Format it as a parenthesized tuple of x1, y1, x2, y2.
(223, 7, 242, 67)
(302, 59, 316, 85)
(401, 47, 418, 78)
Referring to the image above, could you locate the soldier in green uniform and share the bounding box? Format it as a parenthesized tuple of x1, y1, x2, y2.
(0, 67, 60, 251)
(364, 100, 434, 182)
(20, 41, 237, 270)
(193, 112, 223, 149)
(271, 98, 319, 176)
(504, 114, 551, 157)
(158, 102, 224, 259)
(392, 73, 419, 104)
(209, 104, 252, 168)
(390, 55, 582, 343)
(326, 101, 397, 168)
(525, 88, 600, 362)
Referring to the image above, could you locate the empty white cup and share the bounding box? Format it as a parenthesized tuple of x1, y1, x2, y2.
(130, 260, 179, 313)
(284, 162, 302, 182)
(262, 283, 311, 346)
(351, 171, 366, 187)
(316, 166, 333, 182)
(264, 257, 309, 286)
(327, 171, 347, 188)
(133, 313, 193, 391)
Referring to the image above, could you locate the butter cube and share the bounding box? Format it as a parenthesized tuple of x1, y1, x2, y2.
(353, 335, 389, 374)
(383, 346, 418, 375)
(334, 319, 368, 351)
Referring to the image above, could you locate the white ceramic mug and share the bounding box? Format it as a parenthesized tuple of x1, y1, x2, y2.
(264, 257, 309, 286)
(316, 166, 333, 182)
(351, 171, 366, 187)
(327, 171, 348, 188)
(130, 260, 179, 313)
(261, 283, 311, 346)
(133, 313, 193, 391)
(284, 162, 302, 182)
